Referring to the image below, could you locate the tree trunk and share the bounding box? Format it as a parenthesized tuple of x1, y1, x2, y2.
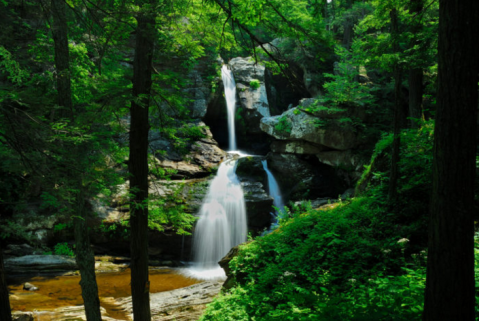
(408, 0, 424, 128)
(51, 0, 73, 119)
(50, 1, 102, 320)
(408, 68, 423, 127)
(0, 245, 12, 321)
(387, 8, 402, 203)
(422, 0, 479, 320)
(74, 190, 102, 321)
(129, 2, 154, 320)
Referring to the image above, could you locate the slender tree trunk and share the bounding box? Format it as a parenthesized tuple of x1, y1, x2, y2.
(50, 1, 102, 320)
(408, 68, 423, 127)
(423, 0, 479, 320)
(51, 0, 73, 118)
(387, 8, 402, 203)
(0, 245, 12, 321)
(129, 2, 154, 320)
(74, 189, 102, 321)
(408, 0, 424, 128)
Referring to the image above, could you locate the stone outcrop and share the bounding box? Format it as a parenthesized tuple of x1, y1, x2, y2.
(229, 57, 270, 133)
(5, 255, 77, 274)
(260, 107, 357, 151)
(267, 153, 345, 201)
(151, 122, 226, 179)
(235, 157, 274, 232)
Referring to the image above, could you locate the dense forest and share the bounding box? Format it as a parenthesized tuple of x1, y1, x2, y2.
(0, 0, 478, 320)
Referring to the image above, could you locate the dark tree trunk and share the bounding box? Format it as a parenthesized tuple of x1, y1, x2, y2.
(387, 8, 402, 203)
(51, 0, 73, 119)
(129, 3, 154, 320)
(74, 190, 102, 321)
(408, 0, 424, 128)
(342, 21, 353, 49)
(50, 1, 102, 320)
(408, 68, 423, 127)
(0, 245, 12, 321)
(423, 0, 479, 320)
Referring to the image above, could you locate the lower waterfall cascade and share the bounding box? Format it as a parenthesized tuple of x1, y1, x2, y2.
(261, 159, 285, 224)
(185, 155, 247, 280)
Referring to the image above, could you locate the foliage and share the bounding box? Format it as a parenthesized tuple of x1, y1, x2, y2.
(274, 115, 292, 135)
(321, 46, 376, 108)
(201, 120, 441, 320)
(53, 242, 75, 257)
(249, 79, 261, 90)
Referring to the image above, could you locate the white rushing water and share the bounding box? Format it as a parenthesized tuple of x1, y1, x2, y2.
(186, 157, 247, 280)
(185, 65, 248, 280)
(262, 160, 285, 223)
(221, 65, 237, 151)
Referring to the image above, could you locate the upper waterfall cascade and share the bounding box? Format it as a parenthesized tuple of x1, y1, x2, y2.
(221, 65, 237, 151)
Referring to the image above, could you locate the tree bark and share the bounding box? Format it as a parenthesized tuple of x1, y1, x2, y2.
(74, 190, 102, 321)
(129, 2, 154, 320)
(0, 244, 12, 321)
(408, 68, 423, 127)
(387, 8, 402, 203)
(423, 0, 479, 320)
(408, 0, 424, 128)
(51, 0, 73, 119)
(50, 1, 102, 320)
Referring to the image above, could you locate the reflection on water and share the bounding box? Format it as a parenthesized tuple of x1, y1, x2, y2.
(8, 268, 198, 320)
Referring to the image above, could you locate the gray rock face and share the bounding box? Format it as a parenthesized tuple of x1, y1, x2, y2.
(267, 153, 345, 201)
(316, 150, 362, 170)
(5, 255, 77, 274)
(229, 57, 271, 135)
(260, 108, 357, 151)
(5, 244, 36, 257)
(235, 157, 275, 231)
(150, 122, 226, 179)
(270, 140, 324, 154)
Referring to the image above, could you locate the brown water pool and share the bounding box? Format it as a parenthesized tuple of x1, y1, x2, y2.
(8, 268, 198, 320)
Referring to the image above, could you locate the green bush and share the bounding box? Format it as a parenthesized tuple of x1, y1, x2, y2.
(249, 79, 261, 90)
(274, 115, 292, 134)
(53, 242, 75, 257)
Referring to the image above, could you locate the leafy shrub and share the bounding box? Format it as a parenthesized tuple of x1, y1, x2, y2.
(274, 115, 292, 134)
(53, 242, 75, 257)
(321, 46, 376, 108)
(249, 79, 261, 90)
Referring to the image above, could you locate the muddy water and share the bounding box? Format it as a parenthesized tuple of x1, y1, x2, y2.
(8, 268, 198, 320)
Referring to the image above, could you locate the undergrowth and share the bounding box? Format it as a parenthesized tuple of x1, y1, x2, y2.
(200, 120, 479, 320)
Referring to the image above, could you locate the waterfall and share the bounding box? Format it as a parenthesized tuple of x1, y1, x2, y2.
(184, 65, 247, 280)
(262, 160, 285, 223)
(221, 65, 237, 151)
(187, 157, 247, 280)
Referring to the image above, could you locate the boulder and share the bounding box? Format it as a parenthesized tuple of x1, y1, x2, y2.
(316, 150, 362, 171)
(260, 108, 357, 151)
(116, 281, 222, 321)
(23, 282, 38, 291)
(5, 244, 36, 257)
(267, 153, 345, 201)
(5, 255, 77, 274)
